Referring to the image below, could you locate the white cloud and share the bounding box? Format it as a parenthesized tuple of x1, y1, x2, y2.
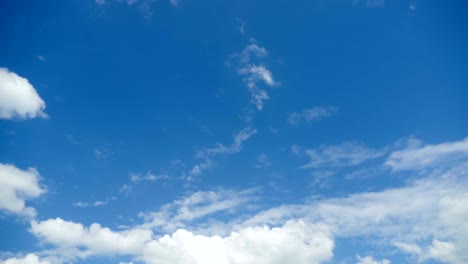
(0, 163, 46, 217)
(19, 157, 468, 264)
(0, 254, 50, 264)
(242, 168, 468, 264)
(247, 86, 269, 111)
(288, 106, 337, 126)
(255, 153, 271, 168)
(356, 256, 390, 264)
(138, 188, 257, 233)
(11, 137, 468, 264)
(291, 144, 301, 154)
(95, 0, 105, 6)
(236, 18, 245, 35)
(130, 172, 169, 183)
(238, 65, 276, 110)
(0, 68, 47, 120)
(187, 159, 213, 179)
(385, 137, 468, 171)
(230, 43, 277, 110)
(353, 0, 385, 7)
(190, 127, 256, 177)
(142, 220, 334, 264)
(239, 65, 276, 87)
(120, 171, 169, 193)
(30, 218, 153, 256)
(302, 142, 385, 169)
(30, 219, 333, 264)
(73, 197, 116, 208)
(94, 147, 112, 160)
(393, 241, 422, 255)
(197, 127, 257, 158)
(239, 44, 268, 64)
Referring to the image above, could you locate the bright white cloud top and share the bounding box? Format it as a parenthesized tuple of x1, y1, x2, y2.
(0, 254, 50, 264)
(16, 154, 468, 263)
(0, 68, 46, 120)
(0, 163, 46, 217)
(6, 137, 467, 263)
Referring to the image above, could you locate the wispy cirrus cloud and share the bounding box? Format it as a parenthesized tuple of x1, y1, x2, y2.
(288, 106, 337, 126)
(94, 147, 112, 160)
(95, 0, 180, 15)
(353, 0, 385, 8)
(385, 137, 468, 171)
(229, 43, 278, 110)
(73, 197, 116, 208)
(7, 138, 468, 264)
(120, 171, 169, 194)
(196, 127, 257, 158)
(189, 127, 257, 178)
(301, 141, 386, 169)
(137, 188, 259, 232)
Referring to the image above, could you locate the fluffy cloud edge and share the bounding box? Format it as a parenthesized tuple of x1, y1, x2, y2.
(0, 68, 47, 120)
(0, 163, 46, 218)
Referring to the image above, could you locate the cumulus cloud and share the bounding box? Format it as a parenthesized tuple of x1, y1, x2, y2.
(0, 254, 50, 264)
(288, 106, 337, 126)
(244, 168, 468, 264)
(356, 256, 390, 264)
(30, 218, 153, 256)
(385, 137, 468, 171)
(21, 158, 468, 264)
(301, 142, 386, 169)
(10, 137, 468, 264)
(0, 68, 47, 120)
(0, 163, 46, 217)
(30, 219, 333, 264)
(142, 220, 334, 264)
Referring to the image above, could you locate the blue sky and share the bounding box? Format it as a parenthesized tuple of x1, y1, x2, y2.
(0, 0, 468, 263)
